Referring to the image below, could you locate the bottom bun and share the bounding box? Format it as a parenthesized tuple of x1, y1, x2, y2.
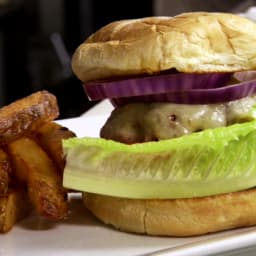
(83, 188, 256, 236)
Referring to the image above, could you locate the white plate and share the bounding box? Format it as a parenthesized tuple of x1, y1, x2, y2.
(1, 113, 256, 256)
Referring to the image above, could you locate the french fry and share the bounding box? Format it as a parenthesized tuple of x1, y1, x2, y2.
(7, 137, 68, 220)
(0, 188, 32, 233)
(0, 149, 10, 196)
(34, 122, 75, 174)
(0, 91, 59, 145)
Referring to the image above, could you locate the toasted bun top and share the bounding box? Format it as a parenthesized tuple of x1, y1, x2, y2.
(72, 12, 256, 82)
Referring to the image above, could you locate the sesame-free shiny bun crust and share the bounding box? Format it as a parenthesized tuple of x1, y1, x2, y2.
(84, 189, 256, 236)
(72, 12, 256, 82)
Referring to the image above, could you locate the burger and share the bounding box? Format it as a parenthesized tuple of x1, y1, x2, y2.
(63, 12, 256, 236)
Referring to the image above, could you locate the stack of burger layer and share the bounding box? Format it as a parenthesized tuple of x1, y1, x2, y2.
(63, 12, 256, 236)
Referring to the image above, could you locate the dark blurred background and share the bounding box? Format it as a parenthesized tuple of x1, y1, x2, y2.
(0, 0, 253, 118)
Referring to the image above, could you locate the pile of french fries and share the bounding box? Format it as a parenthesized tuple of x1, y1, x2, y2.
(0, 91, 75, 233)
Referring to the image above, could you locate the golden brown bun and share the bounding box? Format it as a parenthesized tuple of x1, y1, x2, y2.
(72, 12, 256, 82)
(83, 189, 256, 236)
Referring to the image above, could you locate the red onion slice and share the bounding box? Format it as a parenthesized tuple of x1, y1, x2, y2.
(234, 71, 256, 82)
(84, 72, 232, 100)
(111, 79, 256, 106)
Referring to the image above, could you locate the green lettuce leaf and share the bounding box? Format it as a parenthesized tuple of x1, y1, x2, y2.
(63, 120, 256, 199)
